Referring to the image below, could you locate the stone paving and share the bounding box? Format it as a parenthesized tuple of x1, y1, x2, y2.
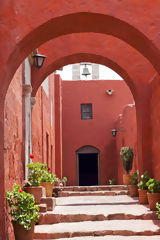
(34, 186, 160, 240)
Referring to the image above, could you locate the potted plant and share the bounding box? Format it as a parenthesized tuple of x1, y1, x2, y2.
(54, 176, 61, 187)
(40, 170, 55, 197)
(108, 178, 116, 185)
(138, 171, 150, 204)
(62, 176, 68, 186)
(129, 170, 139, 197)
(6, 184, 39, 240)
(156, 202, 160, 219)
(146, 178, 160, 210)
(25, 162, 46, 203)
(120, 146, 134, 185)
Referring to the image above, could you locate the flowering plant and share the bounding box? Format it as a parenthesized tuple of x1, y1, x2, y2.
(6, 184, 39, 230)
(40, 171, 55, 184)
(29, 154, 34, 159)
(27, 162, 48, 186)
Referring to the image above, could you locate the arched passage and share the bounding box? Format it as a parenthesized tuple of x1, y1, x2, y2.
(32, 51, 152, 173)
(30, 34, 155, 183)
(32, 33, 155, 97)
(1, 4, 160, 238)
(1, 11, 160, 98)
(76, 146, 100, 186)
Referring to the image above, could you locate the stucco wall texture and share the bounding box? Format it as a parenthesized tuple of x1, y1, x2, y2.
(150, 73, 160, 180)
(32, 74, 56, 174)
(116, 104, 138, 184)
(61, 79, 134, 185)
(4, 65, 24, 240)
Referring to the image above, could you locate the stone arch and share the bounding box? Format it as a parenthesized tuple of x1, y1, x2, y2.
(76, 145, 100, 154)
(0, 4, 160, 237)
(31, 49, 152, 178)
(1, 11, 160, 98)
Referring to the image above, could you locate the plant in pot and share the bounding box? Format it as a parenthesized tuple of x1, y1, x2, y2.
(120, 146, 134, 185)
(146, 178, 160, 210)
(129, 170, 139, 197)
(108, 178, 116, 185)
(40, 170, 54, 197)
(6, 184, 39, 240)
(156, 202, 160, 219)
(54, 176, 61, 187)
(138, 171, 150, 204)
(25, 162, 47, 203)
(62, 176, 68, 186)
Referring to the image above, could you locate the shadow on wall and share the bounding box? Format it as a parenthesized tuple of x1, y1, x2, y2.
(105, 139, 117, 185)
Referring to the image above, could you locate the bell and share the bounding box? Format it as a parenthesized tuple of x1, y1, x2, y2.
(82, 65, 91, 79)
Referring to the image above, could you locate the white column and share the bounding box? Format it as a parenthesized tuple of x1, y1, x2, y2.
(23, 58, 32, 179)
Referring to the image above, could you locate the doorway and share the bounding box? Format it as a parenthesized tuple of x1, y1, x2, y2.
(76, 146, 99, 186)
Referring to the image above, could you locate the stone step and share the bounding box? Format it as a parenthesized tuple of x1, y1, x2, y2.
(60, 185, 128, 192)
(58, 190, 129, 197)
(34, 236, 160, 240)
(40, 197, 56, 211)
(34, 220, 160, 239)
(38, 211, 157, 225)
(38, 204, 47, 213)
(39, 211, 157, 225)
(38, 195, 156, 224)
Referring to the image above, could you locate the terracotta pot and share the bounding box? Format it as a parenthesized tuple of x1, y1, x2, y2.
(40, 182, 53, 197)
(24, 186, 45, 204)
(12, 222, 34, 240)
(147, 192, 160, 210)
(129, 185, 138, 197)
(138, 189, 148, 204)
(123, 174, 131, 185)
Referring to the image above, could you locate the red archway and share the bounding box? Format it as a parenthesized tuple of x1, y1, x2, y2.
(1, 2, 160, 238)
(31, 33, 154, 179)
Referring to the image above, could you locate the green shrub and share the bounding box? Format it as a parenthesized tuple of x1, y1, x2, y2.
(130, 170, 139, 186)
(109, 178, 116, 185)
(6, 184, 39, 230)
(54, 177, 61, 182)
(138, 171, 150, 190)
(62, 177, 67, 183)
(146, 178, 160, 193)
(40, 171, 55, 184)
(120, 146, 133, 174)
(156, 202, 160, 219)
(27, 162, 48, 186)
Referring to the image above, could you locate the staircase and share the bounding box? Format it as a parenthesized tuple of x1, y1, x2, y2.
(34, 185, 160, 240)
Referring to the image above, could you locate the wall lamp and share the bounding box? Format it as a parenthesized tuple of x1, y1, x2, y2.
(32, 49, 47, 69)
(106, 89, 114, 95)
(112, 128, 117, 137)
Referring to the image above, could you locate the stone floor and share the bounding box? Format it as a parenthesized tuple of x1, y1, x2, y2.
(34, 185, 160, 240)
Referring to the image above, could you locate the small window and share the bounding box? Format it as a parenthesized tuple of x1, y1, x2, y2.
(81, 104, 92, 120)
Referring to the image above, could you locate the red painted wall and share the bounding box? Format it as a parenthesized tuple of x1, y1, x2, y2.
(116, 104, 138, 184)
(32, 74, 56, 173)
(4, 65, 24, 240)
(4, 65, 24, 190)
(150, 73, 160, 180)
(54, 75, 63, 179)
(62, 80, 133, 185)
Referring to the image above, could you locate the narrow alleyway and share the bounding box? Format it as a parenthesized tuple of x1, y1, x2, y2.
(34, 185, 160, 239)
